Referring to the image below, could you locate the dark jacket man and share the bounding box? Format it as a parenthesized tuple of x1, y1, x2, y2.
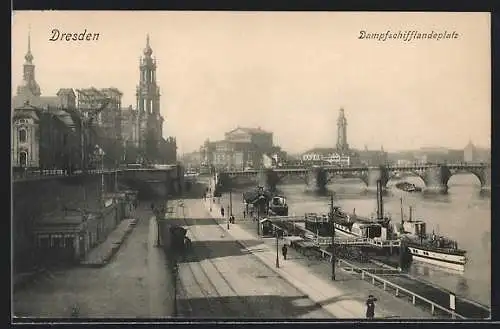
(366, 295, 378, 319)
(282, 244, 288, 260)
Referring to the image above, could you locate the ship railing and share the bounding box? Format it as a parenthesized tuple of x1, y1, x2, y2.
(316, 249, 467, 319)
(369, 239, 401, 248)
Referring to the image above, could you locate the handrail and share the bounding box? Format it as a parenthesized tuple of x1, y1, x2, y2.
(315, 248, 467, 319)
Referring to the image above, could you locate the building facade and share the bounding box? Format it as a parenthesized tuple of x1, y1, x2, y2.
(201, 127, 274, 170)
(301, 148, 352, 167)
(12, 32, 177, 170)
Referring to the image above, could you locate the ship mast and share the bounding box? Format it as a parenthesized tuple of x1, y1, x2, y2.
(400, 197, 404, 226)
(376, 179, 384, 220)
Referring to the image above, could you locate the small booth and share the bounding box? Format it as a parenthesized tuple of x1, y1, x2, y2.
(259, 218, 274, 237)
(32, 210, 98, 264)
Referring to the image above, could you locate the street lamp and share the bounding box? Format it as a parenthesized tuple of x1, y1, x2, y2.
(172, 260, 178, 317)
(275, 226, 280, 268)
(329, 193, 336, 281)
(257, 204, 260, 236)
(95, 145, 105, 205)
(227, 187, 232, 230)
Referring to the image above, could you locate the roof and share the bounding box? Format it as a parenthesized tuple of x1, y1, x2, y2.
(56, 88, 75, 96)
(100, 87, 123, 96)
(226, 126, 271, 135)
(12, 94, 61, 109)
(76, 87, 106, 98)
(53, 110, 77, 130)
(303, 147, 337, 155)
(13, 102, 40, 121)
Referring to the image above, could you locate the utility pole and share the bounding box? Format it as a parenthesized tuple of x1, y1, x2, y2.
(257, 206, 260, 236)
(229, 189, 233, 217)
(275, 227, 280, 268)
(114, 160, 118, 192)
(329, 193, 336, 281)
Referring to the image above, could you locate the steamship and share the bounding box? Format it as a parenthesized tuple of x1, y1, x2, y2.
(394, 201, 467, 271)
(314, 181, 467, 271)
(306, 180, 397, 241)
(243, 186, 289, 217)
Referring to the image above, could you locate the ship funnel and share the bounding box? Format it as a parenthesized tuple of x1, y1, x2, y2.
(376, 179, 384, 220)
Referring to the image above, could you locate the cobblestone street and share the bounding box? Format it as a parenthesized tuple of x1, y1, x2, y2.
(172, 198, 332, 318)
(13, 203, 173, 318)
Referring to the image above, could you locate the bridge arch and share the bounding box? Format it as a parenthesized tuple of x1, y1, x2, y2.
(386, 171, 426, 188)
(447, 170, 484, 188)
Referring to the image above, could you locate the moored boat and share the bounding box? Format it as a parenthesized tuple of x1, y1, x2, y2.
(395, 201, 467, 271)
(268, 195, 289, 216)
(306, 180, 397, 241)
(395, 181, 422, 192)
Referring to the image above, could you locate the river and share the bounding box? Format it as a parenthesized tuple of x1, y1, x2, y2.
(215, 173, 490, 307)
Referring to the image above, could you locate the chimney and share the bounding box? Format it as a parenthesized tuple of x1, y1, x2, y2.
(376, 180, 384, 219)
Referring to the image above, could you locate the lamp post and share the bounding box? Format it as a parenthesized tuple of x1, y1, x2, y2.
(275, 227, 280, 268)
(227, 188, 232, 230)
(329, 193, 336, 281)
(172, 259, 178, 317)
(229, 188, 233, 217)
(95, 145, 105, 206)
(257, 205, 260, 236)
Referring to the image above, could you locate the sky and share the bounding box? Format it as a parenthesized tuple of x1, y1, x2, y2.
(12, 11, 491, 154)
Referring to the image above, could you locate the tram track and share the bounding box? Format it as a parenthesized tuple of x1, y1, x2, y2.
(175, 200, 260, 318)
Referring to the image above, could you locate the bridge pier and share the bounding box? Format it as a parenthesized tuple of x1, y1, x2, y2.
(257, 169, 280, 193)
(422, 165, 450, 194)
(476, 166, 491, 192)
(482, 167, 491, 192)
(362, 166, 389, 193)
(306, 166, 328, 192)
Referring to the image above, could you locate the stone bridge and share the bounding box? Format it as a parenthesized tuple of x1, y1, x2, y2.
(215, 163, 491, 194)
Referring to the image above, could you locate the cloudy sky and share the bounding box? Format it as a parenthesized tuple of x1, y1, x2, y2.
(12, 11, 490, 154)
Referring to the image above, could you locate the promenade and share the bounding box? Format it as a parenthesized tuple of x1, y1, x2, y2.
(171, 196, 432, 319)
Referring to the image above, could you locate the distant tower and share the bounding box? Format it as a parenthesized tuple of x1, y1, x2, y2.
(336, 108, 349, 154)
(136, 34, 164, 151)
(17, 28, 41, 97)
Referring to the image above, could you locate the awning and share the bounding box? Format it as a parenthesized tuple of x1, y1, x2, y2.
(285, 236, 304, 242)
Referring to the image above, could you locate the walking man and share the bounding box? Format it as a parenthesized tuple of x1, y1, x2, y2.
(221, 206, 225, 218)
(282, 244, 288, 260)
(366, 295, 378, 319)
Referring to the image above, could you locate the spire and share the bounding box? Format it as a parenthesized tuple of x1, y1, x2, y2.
(143, 34, 153, 56)
(24, 26, 34, 64)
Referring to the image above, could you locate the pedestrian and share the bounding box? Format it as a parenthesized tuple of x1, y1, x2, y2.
(282, 244, 288, 260)
(366, 295, 378, 319)
(150, 203, 155, 212)
(221, 207, 225, 217)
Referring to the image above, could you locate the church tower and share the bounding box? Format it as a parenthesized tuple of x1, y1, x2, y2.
(336, 108, 349, 154)
(17, 29, 41, 98)
(135, 35, 164, 153)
